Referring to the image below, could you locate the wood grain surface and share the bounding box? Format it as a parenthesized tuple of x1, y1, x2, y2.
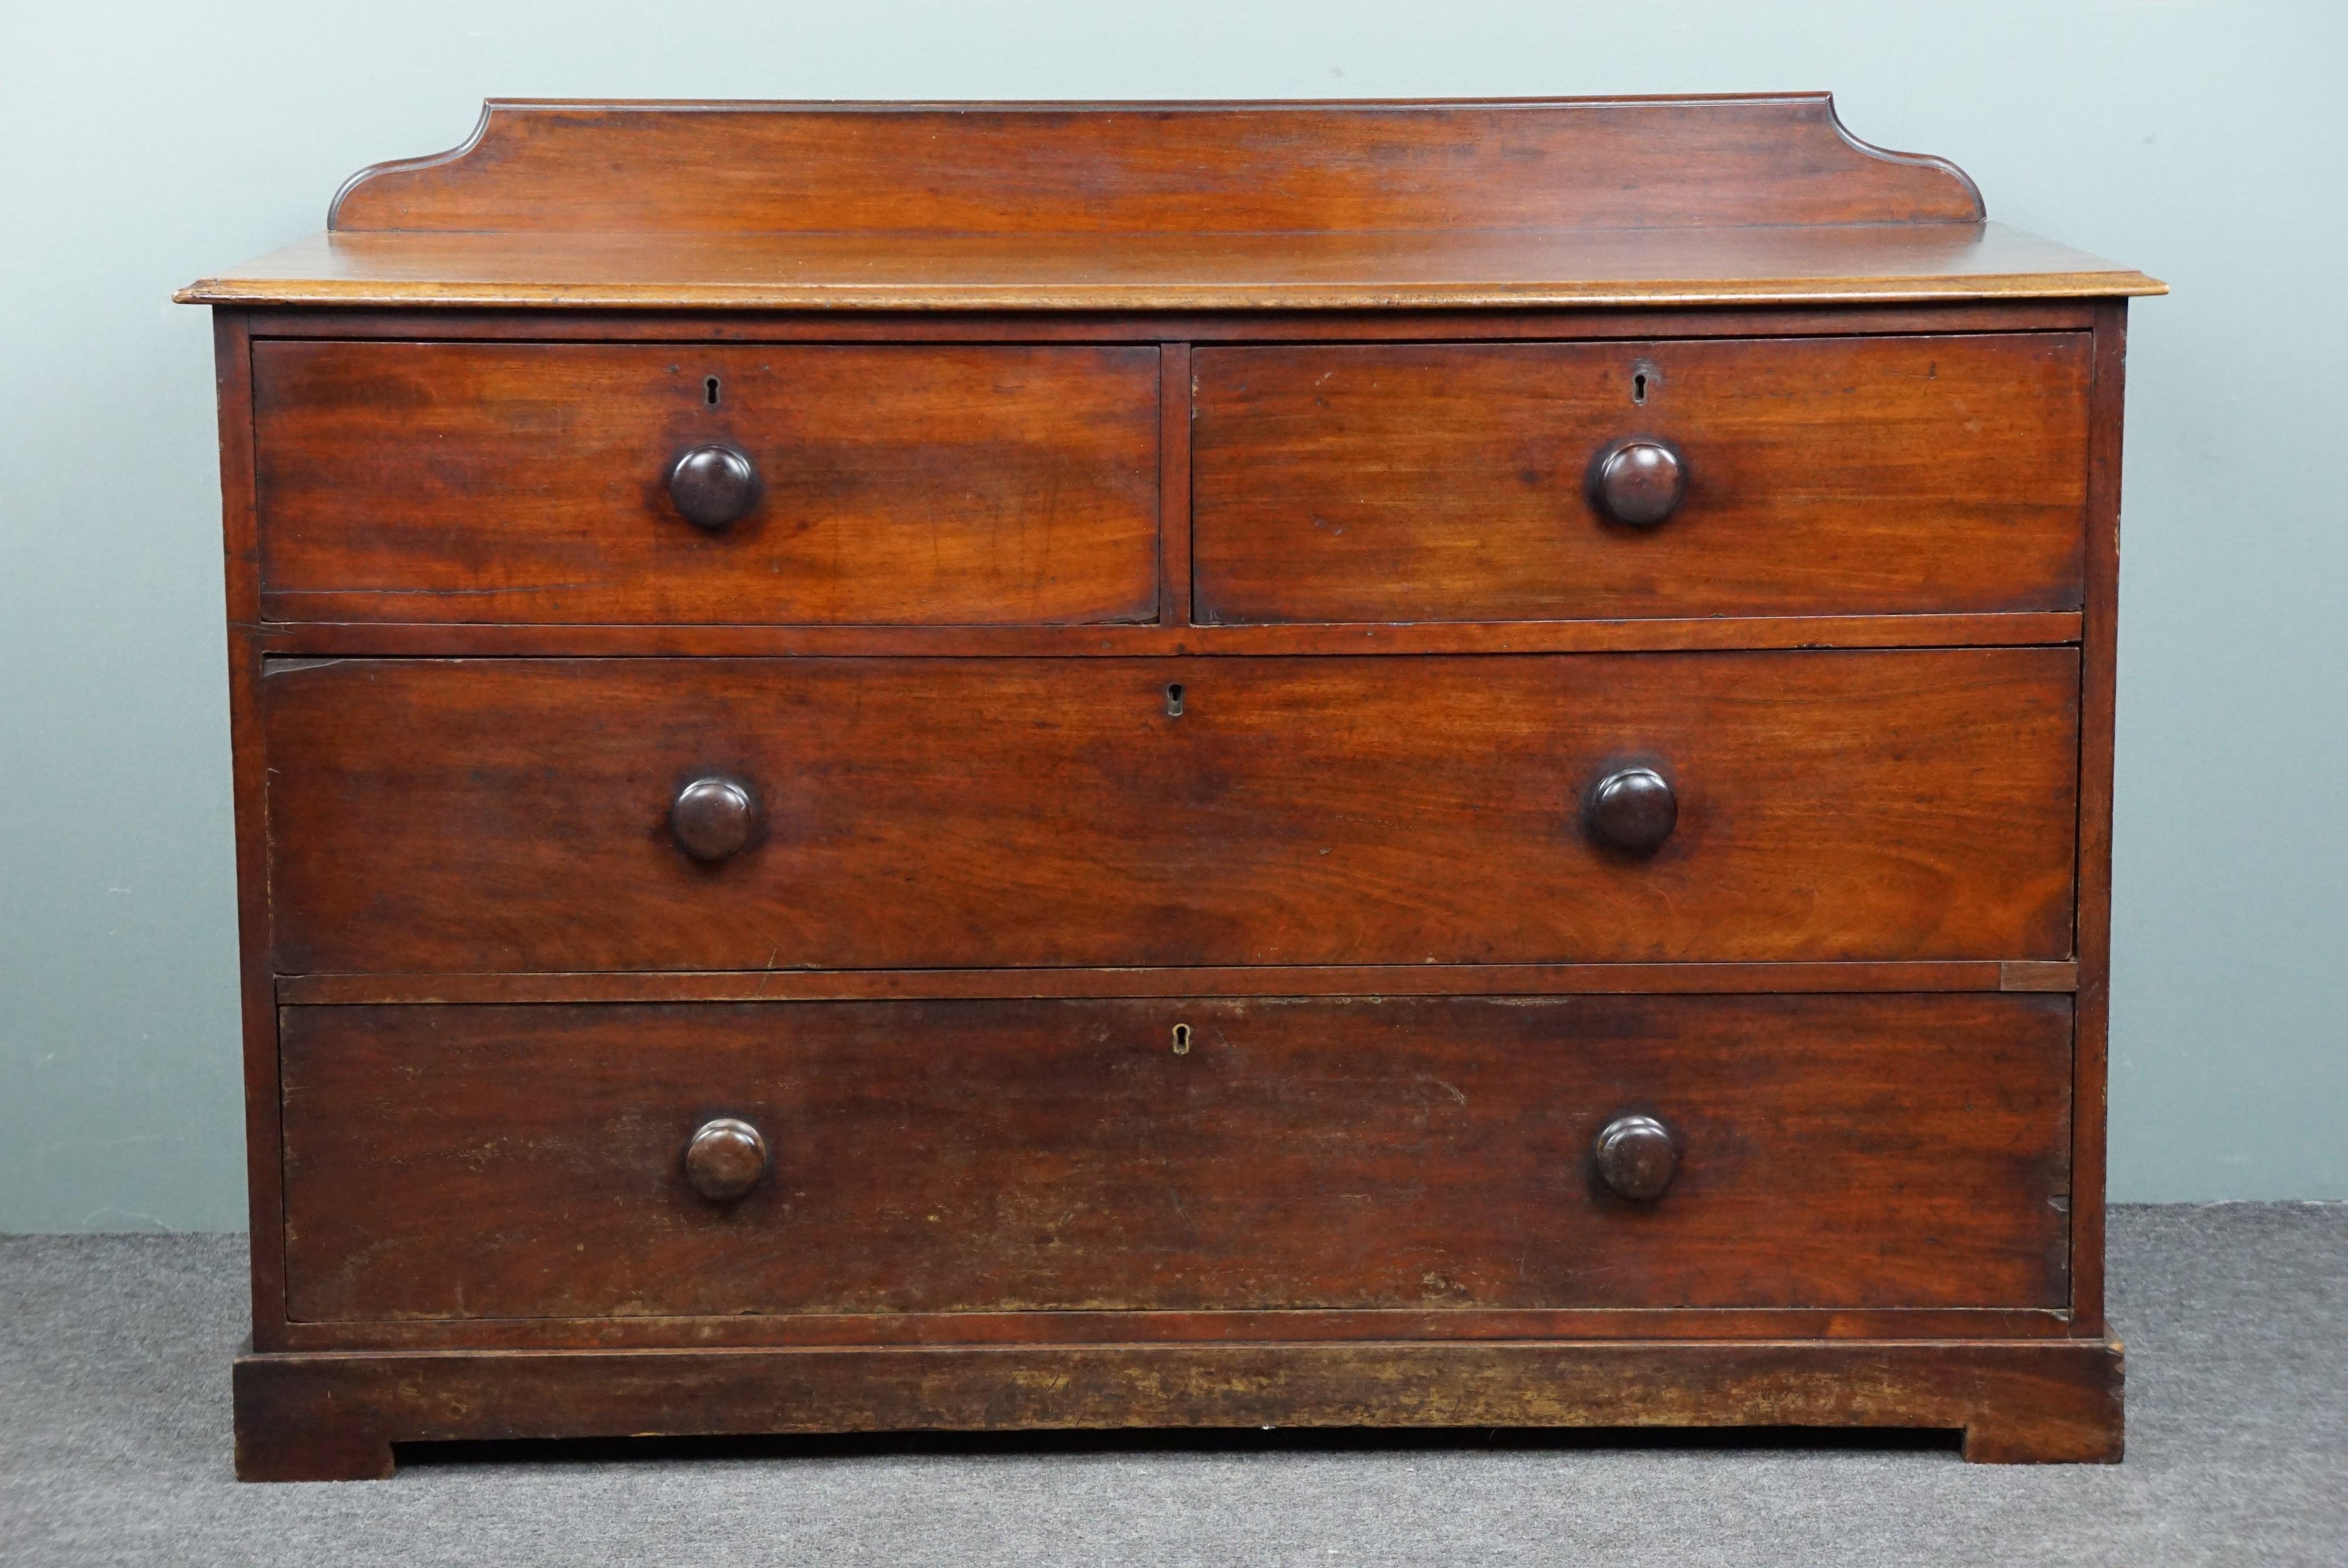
(278, 993, 2073, 1322)
(244, 611, 2087, 660)
(322, 96, 1984, 235)
(260, 649, 2080, 974)
(225, 301, 2105, 343)
(273, 959, 2078, 1007)
(190, 95, 2147, 1471)
(181, 223, 2161, 313)
(2068, 301, 2131, 1335)
(1194, 334, 2090, 623)
(159, 97, 2152, 313)
(232, 1336, 2125, 1479)
(251, 341, 1160, 625)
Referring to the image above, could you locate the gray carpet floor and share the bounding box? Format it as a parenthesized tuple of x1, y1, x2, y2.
(2, 1206, 2341, 1567)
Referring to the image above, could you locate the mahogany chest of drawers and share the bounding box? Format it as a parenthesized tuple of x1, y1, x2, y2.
(180, 95, 2162, 1478)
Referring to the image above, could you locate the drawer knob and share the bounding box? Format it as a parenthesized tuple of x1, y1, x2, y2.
(670, 775, 758, 862)
(1586, 436, 1687, 528)
(668, 443, 761, 530)
(1583, 765, 1677, 854)
(684, 1117, 769, 1201)
(1594, 1114, 1678, 1201)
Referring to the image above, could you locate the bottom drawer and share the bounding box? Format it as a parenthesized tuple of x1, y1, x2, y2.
(279, 994, 2072, 1323)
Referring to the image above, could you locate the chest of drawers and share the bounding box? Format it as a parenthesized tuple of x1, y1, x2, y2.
(181, 95, 2161, 1478)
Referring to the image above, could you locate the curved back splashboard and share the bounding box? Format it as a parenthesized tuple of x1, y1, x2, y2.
(328, 94, 1986, 235)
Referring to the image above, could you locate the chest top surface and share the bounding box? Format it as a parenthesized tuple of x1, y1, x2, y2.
(178, 94, 2161, 311)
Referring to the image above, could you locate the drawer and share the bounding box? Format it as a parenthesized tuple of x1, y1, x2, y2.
(251, 342, 1162, 625)
(263, 649, 2077, 973)
(279, 994, 2073, 1322)
(1192, 334, 2090, 624)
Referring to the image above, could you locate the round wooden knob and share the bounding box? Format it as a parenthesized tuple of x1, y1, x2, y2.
(1586, 436, 1687, 527)
(1583, 766, 1677, 854)
(670, 775, 757, 862)
(684, 1117, 768, 1201)
(668, 443, 760, 530)
(1594, 1114, 1678, 1201)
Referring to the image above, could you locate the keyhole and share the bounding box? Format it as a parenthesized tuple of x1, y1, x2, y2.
(1632, 370, 1649, 405)
(1630, 359, 1660, 406)
(1172, 1023, 1192, 1055)
(1165, 683, 1185, 716)
(704, 376, 721, 407)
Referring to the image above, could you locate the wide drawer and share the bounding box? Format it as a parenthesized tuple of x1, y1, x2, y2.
(263, 649, 2078, 973)
(1192, 334, 2090, 624)
(280, 993, 2073, 1322)
(250, 342, 1162, 625)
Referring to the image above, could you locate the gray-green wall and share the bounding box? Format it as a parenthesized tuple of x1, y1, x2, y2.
(3, 1, 2342, 1229)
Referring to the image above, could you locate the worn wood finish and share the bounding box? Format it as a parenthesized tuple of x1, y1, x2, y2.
(231, 1337, 2125, 1480)
(213, 314, 292, 1351)
(244, 611, 2086, 659)
(172, 100, 2160, 314)
(1157, 342, 1193, 627)
(228, 300, 2107, 344)
(325, 96, 1984, 235)
(2069, 302, 2130, 1337)
(261, 650, 2079, 975)
(274, 959, 2079, 1008)
(192, 99, 2150, 1471)
(284, 1296, 2085, 1361)
(271, 1303, 2079, 1354)
(1195, 335, 2089, 624)
(280, 994, 2071, 1323)
(253, 341, 1160, 625)
(178, 223, 2162, 314)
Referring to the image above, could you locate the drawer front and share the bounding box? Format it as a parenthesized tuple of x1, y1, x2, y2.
(264, 649, 2077, 973)
(1192, 334, 2090, 624)
(280, 994, 2073, 1322)
(251, 342, 1161, 625)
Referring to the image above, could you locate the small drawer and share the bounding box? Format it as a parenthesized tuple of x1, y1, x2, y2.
(261, 648, 2078, 974)
(1191, 334, 2090, 625)
(251, 342, 1162, 625)
(279, 993, 2073, 1322)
